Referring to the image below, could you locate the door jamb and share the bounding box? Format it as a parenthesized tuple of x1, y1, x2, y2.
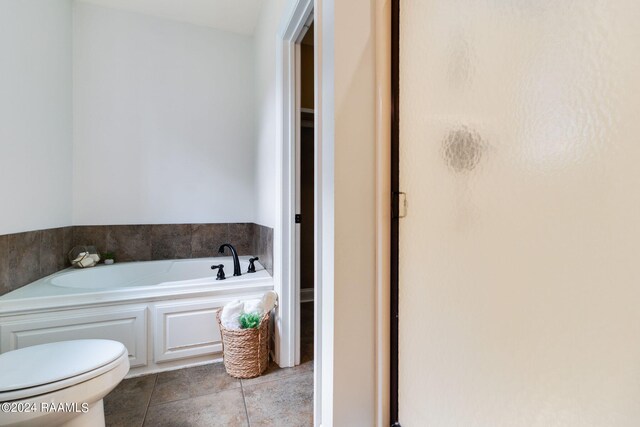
(374, 0, 393, 425)
(276, 0, 319, 424)
(390, 0, 400, 425)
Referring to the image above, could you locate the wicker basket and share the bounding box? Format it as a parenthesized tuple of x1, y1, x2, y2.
(216, 310, 270, 378)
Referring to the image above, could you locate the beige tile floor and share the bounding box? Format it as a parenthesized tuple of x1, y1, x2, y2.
(104, 302, 314, 427)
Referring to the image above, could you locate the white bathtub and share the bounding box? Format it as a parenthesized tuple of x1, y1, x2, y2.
(0, 257, 273, 376)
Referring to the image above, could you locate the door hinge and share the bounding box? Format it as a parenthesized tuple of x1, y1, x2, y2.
(393, 192, 407, 219)
(295, 214, 302, 224)
(398, 192, 407, 218)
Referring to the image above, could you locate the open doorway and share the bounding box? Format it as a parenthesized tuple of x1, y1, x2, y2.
(276, 0, 318, 422)
(297, 22, 315, 366)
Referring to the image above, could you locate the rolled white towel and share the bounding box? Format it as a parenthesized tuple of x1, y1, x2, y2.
(261, 290, 278, 313)
(243, 299, 264, 315)
(88, 253, 101, 263)
(72, 253, 95, 268)
(220, 301, 244, 329)
(79, 258, 96, 268)
(72, 252, 88, 264)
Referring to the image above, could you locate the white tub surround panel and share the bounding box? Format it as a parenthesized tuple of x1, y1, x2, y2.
(153, 299, 224, 363)
(0, 257, 273, 376)
(0, 305, 148, 368)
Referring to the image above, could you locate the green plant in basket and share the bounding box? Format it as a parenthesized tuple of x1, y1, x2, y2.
(239, 312, 261, 329)
(101, 251, 116, 265)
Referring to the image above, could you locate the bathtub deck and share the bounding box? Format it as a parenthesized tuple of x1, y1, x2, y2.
(104, 302, 314, 427)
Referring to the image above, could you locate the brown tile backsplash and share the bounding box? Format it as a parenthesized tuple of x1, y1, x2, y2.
(228, 223, 253, 256)
(0, 227, 74, 296)
(108, 225, 152, 262)
(150, 224, 193, 260)
(191, 223, 228, 258)
(72, 225, 109, 254)
(0, 234, 10, 296)
(40, 228, 66, 276)
(254, 224, 274, 276)
(9, 230, 43, 291)
(0, 223, 273, 297)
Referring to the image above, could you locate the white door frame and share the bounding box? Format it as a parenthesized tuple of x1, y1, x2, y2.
(275, 0, 315, 369)
(275, 0, 319, 423)
(277, 1, 390, 425)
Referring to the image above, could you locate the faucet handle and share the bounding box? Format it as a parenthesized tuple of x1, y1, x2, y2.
(248, 257, 259, 273)
(211, 264, 226, 280)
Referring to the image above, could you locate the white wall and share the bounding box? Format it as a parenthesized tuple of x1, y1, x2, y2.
(252, 0, 286, 228)
(320, 0, 377, 424)
(73, 2, 256, 225)
(0, 0, 73, 235)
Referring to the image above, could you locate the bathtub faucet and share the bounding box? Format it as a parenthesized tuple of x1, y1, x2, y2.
(218, 243, 241, 277)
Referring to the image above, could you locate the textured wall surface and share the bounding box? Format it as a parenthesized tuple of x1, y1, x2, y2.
(0, 228, 73, 296)
(73, 2, 256, 225)
(252, 0, 287, 228)
(0, 0, 73, 235)
(399, 0, 640, 425)
(320, 0, 378, 424)
(0, 223, 272, 296)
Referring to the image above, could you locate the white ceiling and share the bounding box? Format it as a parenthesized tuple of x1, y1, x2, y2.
(76, 0, 264, 36)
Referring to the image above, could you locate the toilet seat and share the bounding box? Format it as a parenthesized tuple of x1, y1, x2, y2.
(0, 339, 128, 402)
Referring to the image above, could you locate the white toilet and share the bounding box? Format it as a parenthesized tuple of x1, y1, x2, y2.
(0, 339, 129, 427)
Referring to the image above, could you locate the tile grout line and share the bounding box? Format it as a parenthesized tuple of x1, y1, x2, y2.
(140, 374, 159, 427)
(240, 380, 251, 427)
(146, 381, 242, 409)
(241, 365, 313, 388)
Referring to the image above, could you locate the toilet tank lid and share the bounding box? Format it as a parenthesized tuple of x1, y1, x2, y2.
(0, 339, 127, 392)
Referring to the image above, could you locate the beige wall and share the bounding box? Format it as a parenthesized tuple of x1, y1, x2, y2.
(320, 0, 377, 424)
(399, 1, 640, 425)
